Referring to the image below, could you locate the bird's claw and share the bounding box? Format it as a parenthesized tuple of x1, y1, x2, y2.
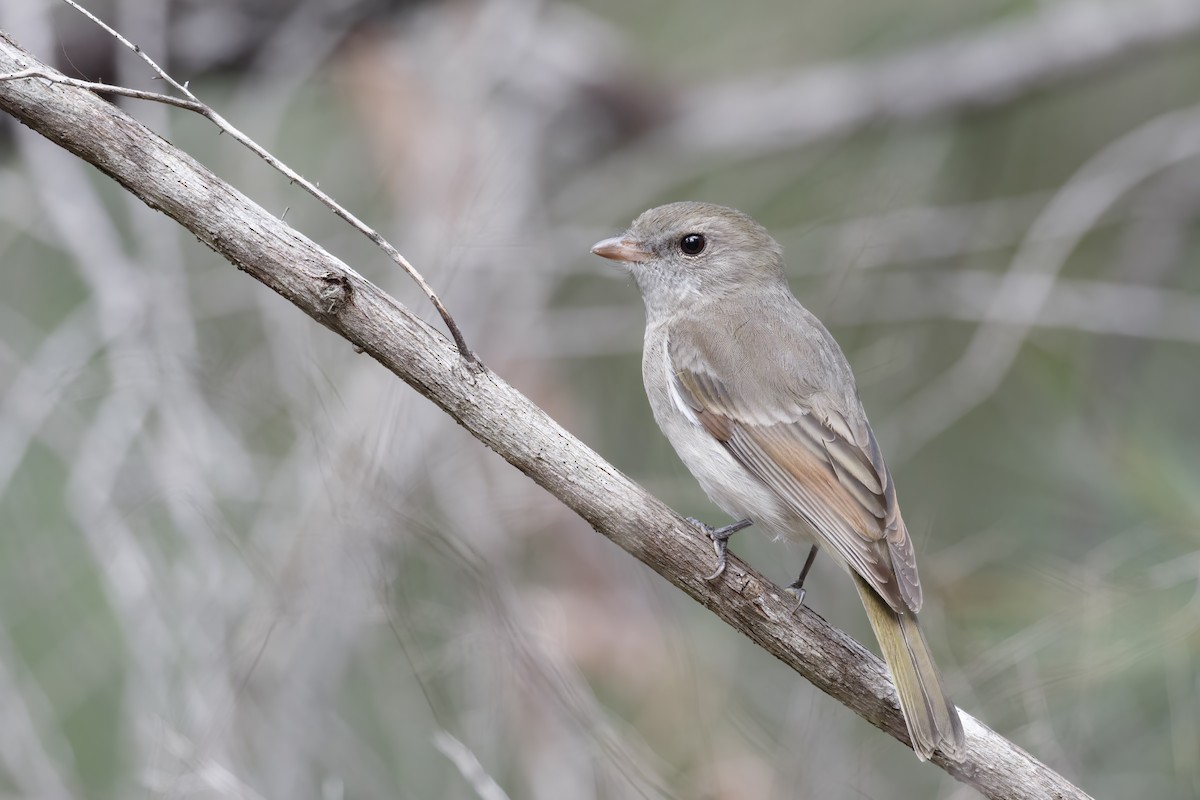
(686, 517, 751, 582)
(783, 544, 819, 613)
(705, 536, 729, 582)
(783, 582, 806, 613)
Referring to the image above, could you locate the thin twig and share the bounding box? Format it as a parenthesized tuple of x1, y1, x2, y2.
(19, 0, 479, 365)
(0, 68, 206, 110)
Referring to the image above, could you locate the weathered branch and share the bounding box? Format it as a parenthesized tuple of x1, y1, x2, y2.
(0, 31, 1092, 800)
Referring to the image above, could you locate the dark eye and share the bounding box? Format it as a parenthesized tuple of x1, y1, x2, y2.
(679, 233, 706, 256)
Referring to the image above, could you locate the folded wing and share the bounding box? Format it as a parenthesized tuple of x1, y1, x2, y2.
(668, 321, 922, 614)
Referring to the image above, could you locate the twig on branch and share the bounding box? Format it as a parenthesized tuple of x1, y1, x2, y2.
(18, 0, 478, 364)
(0, 68, 208, 111)
(0, 29, 1094, 800)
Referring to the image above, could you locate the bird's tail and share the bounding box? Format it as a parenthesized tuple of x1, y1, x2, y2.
(854, 574, 965, 761)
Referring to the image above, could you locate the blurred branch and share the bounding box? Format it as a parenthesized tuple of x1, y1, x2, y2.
(668, 0, 1200, 157)
(0, 631, 76, 799)
(561, 0, 1200, 212)
(0, 31, 1092, 800)
(795, 193, 1058, 273)
(433, 731, 513, 800)
(538, 271, 1200, 360)
(826, 272, 1200, 343)
(885, 102, 1200, 460)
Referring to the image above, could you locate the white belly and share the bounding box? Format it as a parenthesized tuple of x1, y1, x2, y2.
(641, 325, 797, 540)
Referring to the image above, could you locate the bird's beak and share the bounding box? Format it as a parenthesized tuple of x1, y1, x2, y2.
(591, 236, 651, 264)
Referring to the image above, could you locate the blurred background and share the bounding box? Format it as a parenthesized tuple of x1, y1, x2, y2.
(1, 0, 1199, 797)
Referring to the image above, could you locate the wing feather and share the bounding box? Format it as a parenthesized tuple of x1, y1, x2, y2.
(669, 324, 923, 613)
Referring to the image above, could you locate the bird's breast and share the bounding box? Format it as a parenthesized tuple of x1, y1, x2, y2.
(642, 326, 793, 536)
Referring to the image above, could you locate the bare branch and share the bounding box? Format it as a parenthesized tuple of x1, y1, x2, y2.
(8, 0, 478, 364)
(59, 0, 194, 98)
(0, 30, 1093, 800)
(0, 68, 206, 110)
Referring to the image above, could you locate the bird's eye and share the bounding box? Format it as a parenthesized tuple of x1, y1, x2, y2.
(679, 233, 706, 256)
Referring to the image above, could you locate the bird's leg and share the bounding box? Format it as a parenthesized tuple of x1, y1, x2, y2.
(784, 545, 820, 609)
(686, 517, 753, 581)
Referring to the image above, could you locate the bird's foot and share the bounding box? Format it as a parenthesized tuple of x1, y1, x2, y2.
(687, 517, 752, 581)
(783, 581, 807, 611)
(783, 545, 820, 612)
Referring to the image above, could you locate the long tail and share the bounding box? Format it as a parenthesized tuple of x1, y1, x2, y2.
(854, 575, 965, 761)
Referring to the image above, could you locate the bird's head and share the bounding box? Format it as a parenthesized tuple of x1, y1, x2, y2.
(591, 201, 786, 318)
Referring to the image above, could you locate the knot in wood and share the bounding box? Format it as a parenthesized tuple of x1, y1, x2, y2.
(317, 271, 352, 314)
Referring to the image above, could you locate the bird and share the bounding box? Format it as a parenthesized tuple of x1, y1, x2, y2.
(591, 201, 965, 762)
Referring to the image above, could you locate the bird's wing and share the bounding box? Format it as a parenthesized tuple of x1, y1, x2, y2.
(667, 314, 921, 613)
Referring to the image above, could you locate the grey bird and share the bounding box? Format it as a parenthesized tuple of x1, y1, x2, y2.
(591, 201, 966, 762)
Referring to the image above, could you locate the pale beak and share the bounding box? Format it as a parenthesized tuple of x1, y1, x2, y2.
(591, 236, 651, 263)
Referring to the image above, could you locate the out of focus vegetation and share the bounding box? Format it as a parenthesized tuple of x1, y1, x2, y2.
(1, 0, 1199, 798)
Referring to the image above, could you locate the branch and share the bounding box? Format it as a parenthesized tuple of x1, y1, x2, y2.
(433, 731, 513, 800)
(39, 0, 477, 364)
(0, 30, 1092, 800)
(558, 0, 1200, 213)
(667, 0, 1200, 157)
(884, 102, 1200, 460)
